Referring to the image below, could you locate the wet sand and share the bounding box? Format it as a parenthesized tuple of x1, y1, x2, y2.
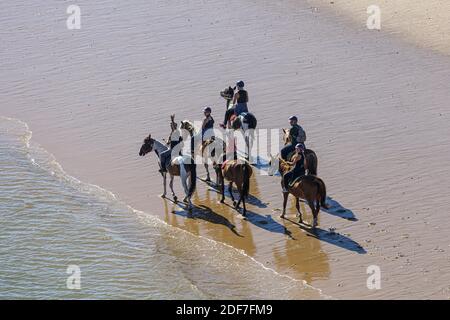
(2, 0, 450, 299)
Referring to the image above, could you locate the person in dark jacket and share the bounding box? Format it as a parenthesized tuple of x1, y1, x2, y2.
(280, 116, 306, 160)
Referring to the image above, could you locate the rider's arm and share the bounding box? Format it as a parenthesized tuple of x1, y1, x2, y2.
(233, 92, 239, 105)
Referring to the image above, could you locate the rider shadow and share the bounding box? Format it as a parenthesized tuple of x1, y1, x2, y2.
(168, 198, 242, 237)
(284, 217, 366, 254)
(244, 210, 294, 240)
(322, 196, 358, 221)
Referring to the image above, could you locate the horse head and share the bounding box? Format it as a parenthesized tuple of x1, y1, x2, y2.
(220, 86, 234, 101)
(282, 128, 291, 145)
(139, 134, 154, 156)
(180, 120, 195, 136)
(267, 153, 279, 176)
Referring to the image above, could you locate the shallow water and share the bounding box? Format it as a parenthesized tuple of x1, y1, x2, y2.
(0, 117, 324, 299)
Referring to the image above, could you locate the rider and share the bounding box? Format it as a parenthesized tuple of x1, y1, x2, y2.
(280, 116, 306, 160)
(202, 106, 215, 140)
(159, 120, 182, 173)
(220, 80, 249, 128)
(282, 143, 306, 192)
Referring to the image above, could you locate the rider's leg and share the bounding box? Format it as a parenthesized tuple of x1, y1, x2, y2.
(221, 107, 235, 127)
(159, 150, 170, 173)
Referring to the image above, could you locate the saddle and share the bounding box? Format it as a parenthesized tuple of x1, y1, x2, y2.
(289, 175, 305, 187)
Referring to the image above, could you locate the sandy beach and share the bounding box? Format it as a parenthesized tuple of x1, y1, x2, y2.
(1, 0, 450, 299)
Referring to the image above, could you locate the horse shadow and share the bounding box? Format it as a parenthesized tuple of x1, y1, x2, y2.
(203, 182, 268, 209)
(284, 217, 366, 254)
(243, 210, 294, 240)
(322, 196, 358, 221)
(167, 198, 242, 237)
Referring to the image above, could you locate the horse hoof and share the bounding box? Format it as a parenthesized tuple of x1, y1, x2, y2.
(233, 201, 237, 207)
(220, 199, 225, 204)
(173, 196, 178, 203)
(183, 197, 188, 203)
(161, 194, 166, 198)
(280, 214, 285, 219)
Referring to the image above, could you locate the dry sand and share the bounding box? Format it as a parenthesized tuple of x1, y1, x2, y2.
(309, 0, 450, 56)
(1, 0, 450, 299)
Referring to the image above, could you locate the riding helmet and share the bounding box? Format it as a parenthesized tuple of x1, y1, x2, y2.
(204, 106, 212, 113)
(289, 116, 298, 121)
(295, 143, 305, 151)
(236, 80, 245, 88)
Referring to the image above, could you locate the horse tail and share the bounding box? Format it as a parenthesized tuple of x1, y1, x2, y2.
(306, 152, 318, 176)
(242, 162, 251, 198)
(187, 162, 197, 198)
(315, 177, 327, 208)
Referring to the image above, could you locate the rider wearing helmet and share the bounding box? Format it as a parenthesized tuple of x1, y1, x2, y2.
(233, 81, 249, 116)
(280, 115, 306, 160)
(159, 119, 182, 173)
(202, 106, 215, 140)
(282, 143, 306, 192)
(221, 80, 249, 128)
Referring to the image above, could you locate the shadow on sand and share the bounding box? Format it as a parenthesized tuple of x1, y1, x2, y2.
(202, 180, 268, 209)
(166, 197, 242, 237)
(283, 217, 366, 254)
(311, 196, 358, 221)
(244, 210, 294, 240)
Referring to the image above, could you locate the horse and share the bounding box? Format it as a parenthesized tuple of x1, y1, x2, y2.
(278, 157, 327, 228)
(229, 113, 257, 162)
(180, 120, 227, 185)
(282, 128, 318, 175)
(139, 134, 197, 209)
(214, 159, 253, 216)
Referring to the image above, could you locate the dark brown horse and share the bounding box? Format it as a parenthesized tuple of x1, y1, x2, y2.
(282, 128, 318, 175)
(214, 159, 253, 216)
(278, 157, 327, 228)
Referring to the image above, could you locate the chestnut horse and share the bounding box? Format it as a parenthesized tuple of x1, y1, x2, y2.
(214, 159, 253, 216)
(282, 128, 318, 175)
(278, 157, 327, 228)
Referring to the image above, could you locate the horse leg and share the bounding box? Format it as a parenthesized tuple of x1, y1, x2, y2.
(296, 197, 303, 224)
(204, 163, 211, 182)
(162, 173, 167, 198)
(229, 182, 236, 206)
(180, 169, 190, 204)
(240, 185, 247, 216)
(169, 175, 177, 202)
(308, 201, 317, 228)
(220, 174, 225, 203)
(313, 200, 320, 228)
(235, 185, 242, 210)
(281, 191, 289, 218)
